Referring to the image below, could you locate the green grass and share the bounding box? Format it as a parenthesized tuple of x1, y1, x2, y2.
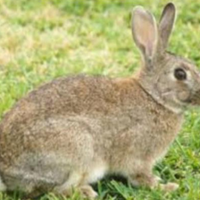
(0, 0, 200, 199)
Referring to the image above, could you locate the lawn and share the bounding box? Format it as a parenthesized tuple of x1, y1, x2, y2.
(0, 0, 200, 199)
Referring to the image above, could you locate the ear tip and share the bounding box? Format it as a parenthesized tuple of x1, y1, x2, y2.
(132, 6, 146, 15)
(165, 2, 176, 10)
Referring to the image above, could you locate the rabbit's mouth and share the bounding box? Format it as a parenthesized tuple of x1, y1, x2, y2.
(176, 90, 192, 105)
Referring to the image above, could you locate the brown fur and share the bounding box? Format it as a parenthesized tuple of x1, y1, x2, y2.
(0, 3, 200, 198)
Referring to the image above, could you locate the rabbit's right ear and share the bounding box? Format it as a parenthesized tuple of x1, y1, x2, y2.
(159, 3, 176, 51)
(132, 6, 158, 66)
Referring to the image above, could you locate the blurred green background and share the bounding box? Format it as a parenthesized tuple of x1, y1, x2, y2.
(0, 0, 200, 199)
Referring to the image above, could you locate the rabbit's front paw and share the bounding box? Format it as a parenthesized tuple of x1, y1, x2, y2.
(79, 185, 98, 199)
(129, 173, 159, 188)
(159, 182, 179, 192)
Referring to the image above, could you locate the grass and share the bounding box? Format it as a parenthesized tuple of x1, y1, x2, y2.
(0, 0, 200, 199)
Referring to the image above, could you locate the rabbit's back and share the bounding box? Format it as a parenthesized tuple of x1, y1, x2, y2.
(0, 75, 122, 192)
(0, 75, 120, 133)
(0, 75, 119, 158)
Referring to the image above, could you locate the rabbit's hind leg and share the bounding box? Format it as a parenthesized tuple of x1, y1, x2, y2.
(54, 171, 97, 199)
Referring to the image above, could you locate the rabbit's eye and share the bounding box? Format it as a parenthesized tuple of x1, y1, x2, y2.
(174, 68, 187, 80)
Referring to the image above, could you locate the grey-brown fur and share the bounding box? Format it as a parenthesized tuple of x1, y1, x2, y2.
(0, 3, 200, 198)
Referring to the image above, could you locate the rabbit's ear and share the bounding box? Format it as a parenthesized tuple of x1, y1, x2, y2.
(159, 3, 176, 50)
(132, 6, 158, 65)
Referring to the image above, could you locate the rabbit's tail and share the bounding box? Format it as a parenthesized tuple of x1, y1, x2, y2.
(0, 175, 6, 191)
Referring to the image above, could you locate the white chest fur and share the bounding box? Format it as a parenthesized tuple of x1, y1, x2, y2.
(86, 161, 108, 184)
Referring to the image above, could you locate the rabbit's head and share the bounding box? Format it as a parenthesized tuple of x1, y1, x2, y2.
(132, 3, 200, 113)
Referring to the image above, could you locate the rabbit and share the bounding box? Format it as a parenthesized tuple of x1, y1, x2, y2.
(0, 2, 200, 199)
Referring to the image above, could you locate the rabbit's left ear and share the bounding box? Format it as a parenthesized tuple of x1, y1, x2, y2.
(131, 6, 158, 64)
(159, 3, 176, 50)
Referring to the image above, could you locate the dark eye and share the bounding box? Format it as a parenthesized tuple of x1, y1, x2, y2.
(174, 68, 187, 80)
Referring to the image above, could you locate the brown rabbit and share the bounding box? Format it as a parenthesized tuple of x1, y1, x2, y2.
(0, 2, 200, 199)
